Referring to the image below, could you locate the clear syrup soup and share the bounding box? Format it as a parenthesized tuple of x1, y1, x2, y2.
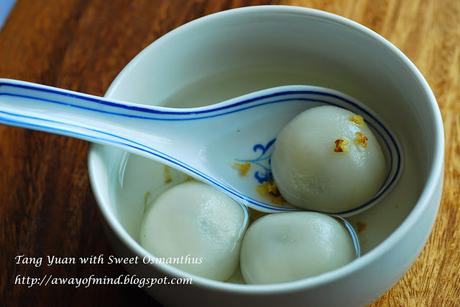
(112, 65, 420, 283)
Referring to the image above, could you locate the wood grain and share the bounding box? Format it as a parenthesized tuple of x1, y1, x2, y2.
(0, 0, 458, 306)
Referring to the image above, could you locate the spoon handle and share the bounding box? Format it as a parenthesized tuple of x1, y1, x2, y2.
(0, 79, 179, 159)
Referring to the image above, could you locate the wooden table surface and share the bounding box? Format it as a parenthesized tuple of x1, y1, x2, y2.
(0, 0, 459, 306)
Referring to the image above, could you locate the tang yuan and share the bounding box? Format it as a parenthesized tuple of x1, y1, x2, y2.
(271, 105, 386, 213)
(140, 181, 248, 281)
(240, 212, 355, 284)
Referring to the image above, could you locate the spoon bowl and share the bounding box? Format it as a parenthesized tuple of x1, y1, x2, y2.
(0, 78, 401, 215)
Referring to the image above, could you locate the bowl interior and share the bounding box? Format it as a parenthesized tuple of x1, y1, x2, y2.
(90, 7, 439, 285)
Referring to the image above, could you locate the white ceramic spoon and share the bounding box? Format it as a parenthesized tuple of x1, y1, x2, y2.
(0, 79, 401, 215)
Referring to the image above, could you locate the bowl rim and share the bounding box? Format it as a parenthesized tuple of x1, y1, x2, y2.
(88, 5, 444, 293)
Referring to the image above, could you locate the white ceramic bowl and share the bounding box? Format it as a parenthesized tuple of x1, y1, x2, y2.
(88, 6, 444, 306)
